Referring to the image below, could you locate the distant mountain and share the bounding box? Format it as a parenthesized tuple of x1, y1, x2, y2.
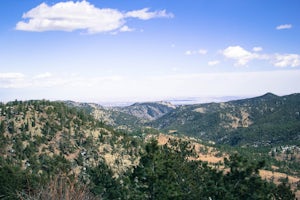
(150, 93, 300, 146)
(64, 93, 300, 147)
(65, 101, 176, 132)
(65, 100, 142, 132)
(113, 101, 176, 121)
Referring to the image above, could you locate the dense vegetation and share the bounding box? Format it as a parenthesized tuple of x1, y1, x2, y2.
(0, 99, 298, 199)
(71, 93, 300, 148)
(126, 140, 294, 200)
(0, 100, 139, 199)
(150, 93, 300, 146)
(0, 139, 295, 199)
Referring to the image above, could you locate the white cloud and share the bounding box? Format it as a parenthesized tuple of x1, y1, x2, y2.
(119, 25, 134, 32)
(185, 49, 207, 56)
(184, 50, 193, 56)
(222, 46, 271, 66)
(252, 47, 263, 52)
(276, 24, 292, 30)
(0, 73, 25, 79)
(0, 72, 124, 89)
(222, 45, 300, 68)
(125, 8, 174, 20)
(198, 49, 207, 55)
(34, 72, 52, 79)
(222, 46, 260, 66)
(0, 73, 26, 88)
(208, 60, 220, 66)
(273, 54, 300, 67)
(185, 50, 192, 55)
(16, 1, 173, 34)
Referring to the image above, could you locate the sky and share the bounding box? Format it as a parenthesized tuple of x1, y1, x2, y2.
(1, 0, 300, 103)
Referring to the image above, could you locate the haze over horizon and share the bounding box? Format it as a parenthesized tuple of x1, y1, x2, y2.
(1, 0, 300, 102)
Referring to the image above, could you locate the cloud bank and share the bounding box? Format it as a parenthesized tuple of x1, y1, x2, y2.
(16, 1, 173, 34)
(0, 72, 123, 89)
(1, 70, 299, 101)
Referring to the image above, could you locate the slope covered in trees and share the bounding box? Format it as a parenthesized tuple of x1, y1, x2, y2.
(113, 101, 176, 121)
(0, 100, 297, 199)
(65, 93, 300, 147)
(150, 93, 300, 146)
(0, 100, 141, 199)
(127, 139, 295, 199)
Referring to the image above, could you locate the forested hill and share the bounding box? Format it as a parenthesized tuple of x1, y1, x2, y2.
(150, 93, 300, 146)
(0, 100, 141, 175)
(113, 101, 176, 121)
(65, 100, 144, 131)
(65, 93, 300, 147)
(0, 99, 297, 199)
(65, 100, 176, 132)
(0, 100, 143, 199)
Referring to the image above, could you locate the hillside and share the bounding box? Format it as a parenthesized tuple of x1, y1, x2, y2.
(65, 100, 176, 133)
(150, 93, 300, 146)
(1, 99, 298, 199)
(65, 100, 143, 132)
(113, 101, 176, 121)
(66, 93, 300, 147)
(63, 94, 300, 178)
(0, 100, 141, 177)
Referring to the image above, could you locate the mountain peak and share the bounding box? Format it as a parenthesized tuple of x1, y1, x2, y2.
(117, 101, 175, 121)
(260, 92, 278, 99)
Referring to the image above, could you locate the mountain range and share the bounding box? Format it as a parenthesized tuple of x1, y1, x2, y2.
(150, 93, 300, 146)
(1, 94, 300, 199)
(66, 93, 300, 147)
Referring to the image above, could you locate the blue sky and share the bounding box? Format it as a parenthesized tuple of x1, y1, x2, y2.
(1, 0, 300, 102)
